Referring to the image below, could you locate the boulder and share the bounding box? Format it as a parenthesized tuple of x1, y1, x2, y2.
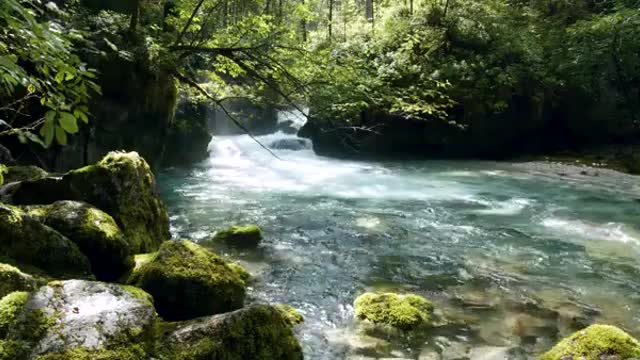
(539, 324, 640, 360)
(274, 304, 304, 326)
(212, 225, 263, 248)
(6, 151, 170, 253)
(0, 264, 38, 299)
(0, 280, 156, 359)
(2, 166, 48, 184)
(0, 204, 91, 279)
(127, 240, 247, 321)
(354, 292, 434, 331)
(24, 201, 134, 282)
(277, 120, 299, 134)
(160, 304, 303, 360)
(268, 138, 309, 151)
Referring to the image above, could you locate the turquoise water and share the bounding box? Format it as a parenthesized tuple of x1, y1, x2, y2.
(157, 129, 640, 359)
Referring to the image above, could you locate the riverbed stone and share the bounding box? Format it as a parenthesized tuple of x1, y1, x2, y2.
(539, 324, 640, 360)
(5, 151, 170, 254)
(212, 224, 263, 248)
(0, 203, 91, 279)
(127, 239, 247, 320)
(354, 292, 434, 330)
(160, 304, 303, 360)
(0, 280, 156, 359)
(2, 165, 48, 184)
(0, 263, 38, 299)
(24, 201, 134, 282)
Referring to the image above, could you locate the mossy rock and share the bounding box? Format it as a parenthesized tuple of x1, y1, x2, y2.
(5, 152, 170, 254)
(0, 281, 157, 360)
(161, 304, 303, 360)
(3, 166, 48, 184)
(0, 204, 91, 279)
(0, 263, 38, 299)
(539, 324, 640, 360)
(128, 240, 247, 321)
(354, 292, 434, 331)
(212, 225, 263, 248)
(275, 304, 304, 326)
(24, 201, 134, 282)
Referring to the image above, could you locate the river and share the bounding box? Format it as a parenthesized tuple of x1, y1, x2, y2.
(157, 113, 640, 359)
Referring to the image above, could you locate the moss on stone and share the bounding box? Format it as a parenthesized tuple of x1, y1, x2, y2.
(128, 240, 246, 321)
(0, 263, 38, 298)
(0, 204, 92, 279)
(24, 201, 134, 282)
(35, 346, 147, 360)
(227, 263, 251, 282)
(275, 304, 304, 326)
(539, 324, 640, 360)
(0, 291, 29, 337)
(212, 224, 263, 248)
(3, 166, 48, 184)
(354, 292, 434, 330)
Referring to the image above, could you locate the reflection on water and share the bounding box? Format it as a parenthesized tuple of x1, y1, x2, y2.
(158, 122, 640, 359)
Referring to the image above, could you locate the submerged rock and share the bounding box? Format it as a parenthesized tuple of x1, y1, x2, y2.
(0, 263, 38, 298)
(161, 304, 303, 360)
(268, 138, 309, 151)
(2, 166, 48, 184)
(0, 280, 156, 359)
(212, 224, 263, 248)
(0, 204, 91, 279)
(539, 324, 640, 360)
(354, 292, 434, 330)
(6, 151, 170, 253)
(128, 240, 247, 320)
(24, 201, 134, 282)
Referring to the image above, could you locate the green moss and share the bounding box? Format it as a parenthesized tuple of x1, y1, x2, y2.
(128, 240, 246, 321)
(35, 345, 147, 360)
(0, 291, 55, 359)
(354, 292, 434, 330)
(121, 285, 154, 307)
(274, 304, 304, 326)
(212, 225, 263, 248)
(133, 253, 157, 271)
(0, 204, 91, 279)
(227, 263, 250, 282)
(0, 263, 37, 298)
(539, 324, 640, 360)
(0, 291, 29, 337)
(3, 166, 48, 184)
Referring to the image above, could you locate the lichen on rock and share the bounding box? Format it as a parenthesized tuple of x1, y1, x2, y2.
(0, 203, 91, 279)
(127, 240, 247, 321)
(539, 324, 640, 360)
(354, 292, 434, 330)
(212, 224, 263, 248)
(0, 263, 38, 299)
(160, 304, 303, 360)
(23, 200, 134, 282)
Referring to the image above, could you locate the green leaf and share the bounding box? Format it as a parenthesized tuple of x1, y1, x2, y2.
(73, 109, 89, 123)
(59, 112, 79, 133)
(24, 131, 46, 148)
(40, 119, 54, 147)
(55, 126, 67, 145)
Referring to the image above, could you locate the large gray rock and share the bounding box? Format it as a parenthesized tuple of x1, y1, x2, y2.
(161, 304, 303, 360)
(0, 280, 156, 359)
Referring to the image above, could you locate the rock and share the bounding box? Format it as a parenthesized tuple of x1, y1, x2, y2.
(468, 346, 525, 360)
(435, 337, 469, 360)
(160, 304, 303, 360)
(268, 138, 309, 151)
(277, 120, 299, 134)
(164, 114, 212, 166)
(24, 201, 134, 282)
(2, 166, 48, 184)
(540, 325, 640, 360)
(418, 349, 441, 360)
(212, 224, 263, 248)
(324, 329, 391, 355)
(354, 292, 434, 330)
(0, 280, 156, 359)
(274, 304, 304, 326)
(6, 151, 170, 253)
(0, 263, 38, 298)
(0, 204, 91, 279)
(127, 240, 247, 321)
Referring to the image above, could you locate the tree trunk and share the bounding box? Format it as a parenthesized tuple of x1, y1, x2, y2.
(328, 0, 334, 40)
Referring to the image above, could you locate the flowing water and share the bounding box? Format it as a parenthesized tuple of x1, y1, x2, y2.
(157, 113, 640, 359)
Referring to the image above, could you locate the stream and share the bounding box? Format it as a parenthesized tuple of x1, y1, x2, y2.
(157, 113, 640, 359)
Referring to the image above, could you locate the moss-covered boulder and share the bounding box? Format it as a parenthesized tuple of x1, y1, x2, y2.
(24, 201, 134, 282)
(539, 324, 640, 360)
(0, 204, 91, 279)
(2, 166, 48, 184)
(5, 152, 170, 254)
(128, 240, 247, 321)
(0, 264, 38, 299)
(354, 292, 434, 331)
(0, 280, 157, 360)
(275, 304, 304, 326)
(160, 304, 303, 360)
(212, 225, 263, 248)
